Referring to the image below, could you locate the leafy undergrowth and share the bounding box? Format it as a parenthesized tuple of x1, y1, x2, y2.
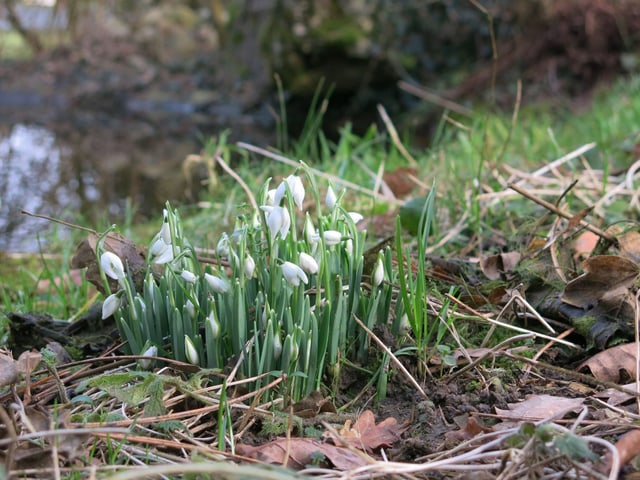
(4, 78, 640, 479)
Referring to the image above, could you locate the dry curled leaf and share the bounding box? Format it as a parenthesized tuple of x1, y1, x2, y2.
(445, 416, 494, 444)
(495, 394, 584, 421)
(0, 353, 18, 387)
(602, 429, 640, 477)
(561, 255, 638, 309)
(480, 252, 521, 280)
(236, 438, 367, 470)
(578, 342, 638, 383)
(330, 410, 405, 453)
(290, 390, 336, 418)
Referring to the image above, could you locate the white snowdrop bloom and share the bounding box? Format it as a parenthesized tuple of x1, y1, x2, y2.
(181, 270, 197, 284)
(326, 185, 337, 211)
(100, 252, 125, 280)
(304, 214, 317, 246)
(373, 253, 385, 287)
(185, 299, 196, 319)
(299, 252, 319, 275)
(216, 232, 230, 258)
(345, 238, 354, 257)
(261, 205, 291, 240)
(266, 188, 277, 206)
(273, 334, 282, 360)
(348, 212, 364, 224)
(275, 175, 305, 210)
(184, 336, 200, 365)
(321, 230, 342, 246)
(160, 209, 171, 243)
(399, 313, 412, 335)
(101, 292, 122, 319)
(151, 242, 174, 265)
(139, 345, 158, 370)
(204, 273, 230, 294)
(206, 311, 220, 339)
(282, 261, 309, 287)
(244, 254, 256, 278)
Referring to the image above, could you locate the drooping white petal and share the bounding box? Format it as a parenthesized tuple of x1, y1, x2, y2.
(299, 252, 319, 275)
(304, 214, 317, 247)
(348, 212, 364, 224)
(216, 232, 230, 258)
(206, 311, 220, 339)
(152, 242, 174, 265)
(244, 255, 256, 278)
(139, 345, 158, 370)
(181, 270, 197, 284)
(274, 175, 305, 210)
(262, 205, 291, 240)
(101, 292, 122, 319)
(282, 261, 308, 286)
(100, 252, 125, 280)
(322, 230, 342, 246)
(204, 273, 230, 294)
(326, 185, 337, 211)
(184, 335, 200, 365)
(185, 299, 196, 319)
(373, 254, 385, 287)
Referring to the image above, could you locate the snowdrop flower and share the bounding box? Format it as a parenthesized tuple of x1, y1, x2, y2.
(205, 273, 230, 294)
(348, 212, 364, 224)
(184, 335, 200, 365)
(160, 209, 171, 243)
(299, 252, 319, 275)
(372, 253, 385, 287)
(282, 261, 308, 287)
(185, 299, 196, 319)
(139, 345, 158, 370)
(151, 243, 174, 265)
(326, 185, 337, 211)
(275, 175, 305, 210)
(244, 254, 256, 278)
(206, 311, 220, 339)
(313, 230, 342, 246)
(266, 188, 277, 206)
(304, 214, 317, 246)
(273, 333, 282, 360)
(181, 270, 197, 284)
(216, 232, 230, 259)
(399, 313, 412, 335)
(345, 238, 353, 257)
(101, 252, 125, 281)
(101, 292, 122, 319)
(261, 205, 291, 240)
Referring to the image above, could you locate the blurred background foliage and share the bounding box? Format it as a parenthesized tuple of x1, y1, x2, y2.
(2, 0, 640, 137)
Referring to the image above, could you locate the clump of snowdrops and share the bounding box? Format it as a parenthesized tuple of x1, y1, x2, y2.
(98, 166, 400, 400)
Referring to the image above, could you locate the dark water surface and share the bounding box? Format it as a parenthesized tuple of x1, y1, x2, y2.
(0, 101, 274, 253)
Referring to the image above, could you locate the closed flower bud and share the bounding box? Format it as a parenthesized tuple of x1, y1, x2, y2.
(185, 299, 196, 319)
(282, 261, 308, 287)
(299, 252, 319, 275)
(101, 292, 122, 319)
(244, 254, 256, 278)
(273, 334, 282, 360)
(326, 185, 337, 211)
(184, 335, 200, 365)
(205, 273, 230, 294)
(100, 252, 125, 281)
(322, 230, 342, 246)
(348, 212, 364, 224)
(206, 312, 220, 340)
(160, 209, 171, 243)
(216, 232, 230, 258)
(139, 345, 158, 370)
(181, 270, 197, 284)
(373, 253, 385, 287)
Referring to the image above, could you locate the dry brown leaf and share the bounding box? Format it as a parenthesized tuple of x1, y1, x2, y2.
(291, 391, 336, 418)
(619, 231, 640, 263)
(561, 255, 638, 309)
(383, 167, 418, 197)
(331, 410, 404, 453)
(71, 232, 147, 294)
(596, 382, 638, 405)
(495, 394, 584, 421)
(236, 438, 368, 470)
(0, 353, 18, 387)
(602, 429, 640, 477)
(578, 342, 638, 383)
(445, 416, 494, 443)
(480, 252, 521, 280)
